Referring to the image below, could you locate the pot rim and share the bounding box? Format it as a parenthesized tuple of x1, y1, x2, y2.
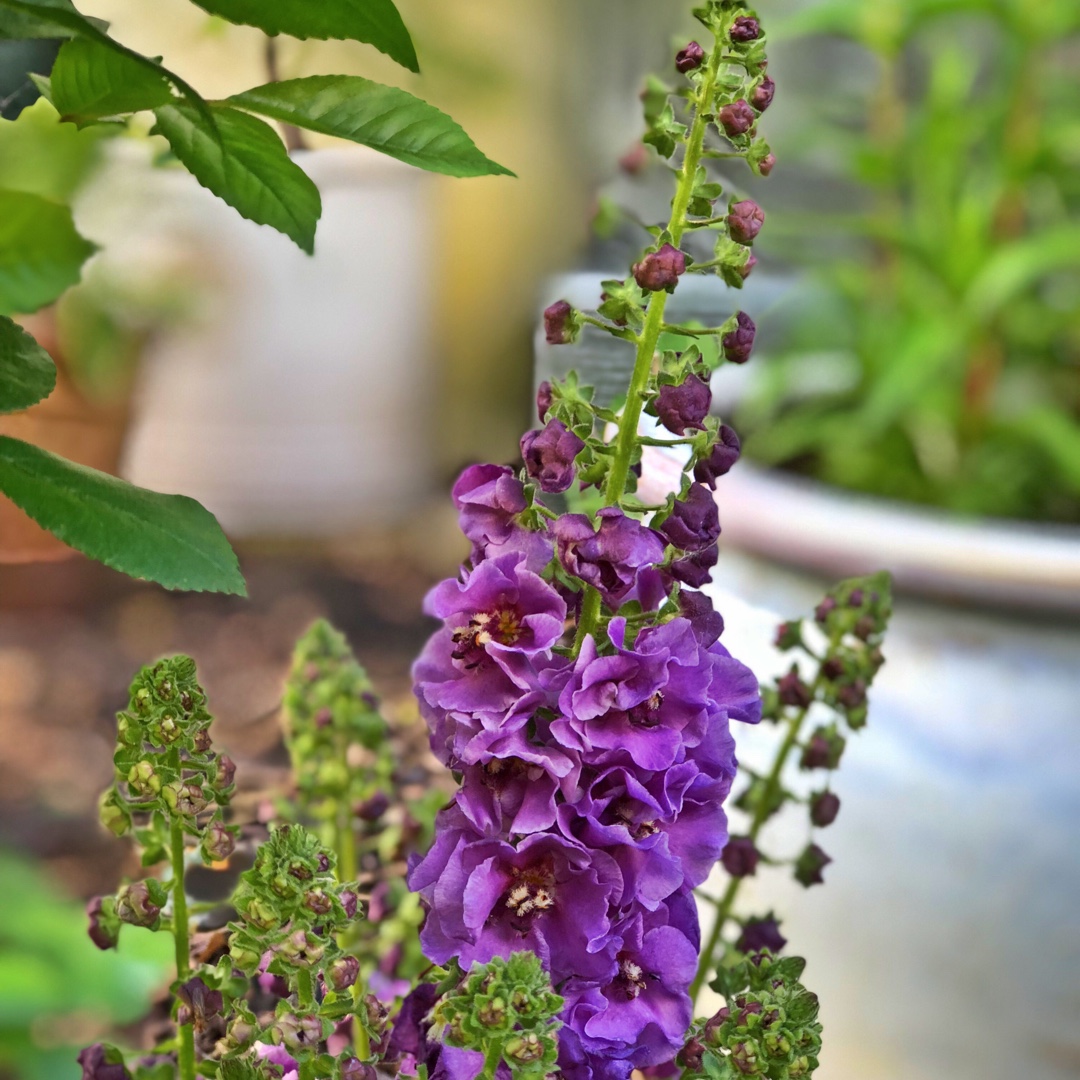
(640, 446, 1080, 614)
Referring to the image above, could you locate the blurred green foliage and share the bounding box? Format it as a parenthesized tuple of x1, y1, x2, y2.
(740, 0, 1080, 521)
(0, 851, 172, 1080)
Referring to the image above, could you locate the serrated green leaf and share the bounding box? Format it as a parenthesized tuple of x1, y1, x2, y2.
(229, 75, 513, 178)
(0, 435, 246, 594)
(152, 102, 321, 253)
(0, 188, 97, 314)
(189, 0, 418, 72)
(0, 315, 56, 412)
(51, 36, 174, 121)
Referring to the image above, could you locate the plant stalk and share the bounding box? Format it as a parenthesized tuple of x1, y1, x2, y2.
(170, 821, 196, 1080)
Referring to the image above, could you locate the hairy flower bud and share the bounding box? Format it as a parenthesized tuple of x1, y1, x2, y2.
(810, 791, 841, 827)
(543, 300, 580, 345)
(87, 896, 120, 951)
(215, 755, 236, 792)
(339, 889, 359, 920)
(202, 820, 235, 862)
(521, 419, 586, 493)
(273, 1013, 322, 1051)
(327, 955, 360, 991)
(127, 760, 160, 798)
(721, 836, 760, 878)
(730, 15, 761, 42)
(751, 75, 775, 112)
(656, 373, 712, 434)
(727, 200, 765, 245)
(694, 424, 742, 487)
(658, 484, 721, 552)
(98, 790, 128, 837)
(676, 41, 706, 73)
(115, 882, 161, 929)
(633, 243, 687, 292)
(718, 99, 755, 137)
(722, 311, 757, 364)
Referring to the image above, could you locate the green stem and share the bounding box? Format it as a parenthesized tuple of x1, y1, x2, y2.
(333, 804, 371, 1059)
(170, 821, 196, 1080)
(572, 586, 604, 657)
(480, 1043, 503, 1080)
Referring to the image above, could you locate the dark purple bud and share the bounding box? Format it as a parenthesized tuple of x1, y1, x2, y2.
(520, 419, 586, 493)
(774, 620, 802, 651)
(854, 615, 876, 641)
(304, 889, 333, 916)
(727, 200, 765, 245)
(176, 977, 223, 1031)
(822, 656, 845, 680)
(678, 590, 725, 647)
(339, 889, 359, 919)
(675, 41, 706, 73)
(810, 791, 841, 827)
(340, 1060, 377, 1080)
(655, 373, 712, 435)
(632, 243, 687, 292)
(777, 668, 813, 709)
(536, 380, 553, 424)
(751, 76, 775, 111)
(721, 836, 760, 878)
(87, 896, 120, 951)
(658, 484, 720, 552)
(115, 882, 161, 928)
(670, 543, 719, 588)
(815, 596, 837, 624)
(677, 1037, 706, 1072)
(718, 99, 756, 137)
(694, 424, 742, 487)
(202, 820, 235, 862)
(355, 791, 390, 822)
(722, 311, 757, 364)
(801, 727, 845, 770)
(730, 15, 761, 42)
(77, 1044, 131, 1080)
(543, 300, 579, 345)
(316, 853, 332, 873)
(838, 678, 868, 710)
(215, 755, 236, 791)
(758, 152, 776, 176)
(314, 707, 333, 728)
(848, 588, 865, 607)
(327, 954, 360, 991)
(192, 728, 212, 753)
(794, 843, 833, 887)
(737, 916, 787, 956)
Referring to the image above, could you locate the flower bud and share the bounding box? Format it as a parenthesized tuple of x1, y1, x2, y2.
(774, 621, 803, 651)
(727, 200, 765, 245)
(339, 889, 359, 920)
(355, 791, 390, 822)
(676, 41, 706, 73)
(166, 781, 208, 817)
(730, 15, 761, 42)
(758, 152, 776, 176)
(658, 484, 721, 552)
(77, 1043, 131, 1080)
(814, 597, 837, 624)
(655, 373, 712, 435)
(810, 791, 841, 827)
(694, 424, 741, 487)
(505, 1033, 546, 1063)
(127, 761, 160, 798)
(837, 678, 867, 711)
(215, 755, 236, 791)
(721, 836, 760, 878)
(98, 790, 128, 837)
(777, 668, 813, 709)
(340, 1060, 377, 1080)
(273, 1013, 322, 1051)
(327, 954, 360, 991)
(718, 99, 755, 137)
(304, 888, 334, 915)
(751, 76, 775, 111)
(202, 820, 235, 862)
(737, 916, 787, 956)
(115, 882, 161, 928)
(536, 380, 553, 424)
(800, 727, 845, 770)
(521, 419, 586, 493)
(678, 1036, 706, 1072)
(87, 896, 120, 951)
(794, 843, 832, 887)
(722, 311, 757, 364)
(543, 300, 580, 345)
(632, 243, 687, 292)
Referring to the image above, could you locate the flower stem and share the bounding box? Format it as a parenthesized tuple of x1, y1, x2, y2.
(480, 1043, 503, 1080)
(170, 820, 196, 1080)
(334, 807, 371, 1060)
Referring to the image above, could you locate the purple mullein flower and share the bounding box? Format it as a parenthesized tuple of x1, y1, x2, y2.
(730, 15, 761, 42)
(632, 244, 687, 293)
(722, 311, 757, 364)
(554, 507, 666, 609)
(694, 425, 741, 487)
(544, 300, 580, 345)
(521, 419, 586, 493)
(727, 200, 765, 245)
(737, 915, 787, 955)
(718, 100, 755, 137)
(678, 590, 725, 647)
(655, 374, 712, 435)
(657, 485, 720, 552)
(669, 543, 719, 588)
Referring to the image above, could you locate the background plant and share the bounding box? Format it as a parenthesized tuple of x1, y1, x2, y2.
(736, 0, 1080, 522)
(0, 0, 509, 594)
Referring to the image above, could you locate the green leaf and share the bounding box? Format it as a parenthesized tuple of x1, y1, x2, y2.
(152, 103, 321, 253)
(0, 188, 97, 314)
(188, 0, 418, 72)
(51, 36, 174, 121)
(229, 76, 513, 178)
(0, 435, 246, 594)
(0, 316, 56, 412)
(0, 0, 80, 38)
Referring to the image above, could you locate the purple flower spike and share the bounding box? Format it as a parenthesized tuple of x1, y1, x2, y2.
(544, 300, 579, 345)
(521, 419, 586, 493)
(658, 485, 720, 552)
(727, 200, 765, 245)
(655, 374, 712, 435)
(632, 244, 686, 293)
(554, 508, 666, 608)
(722, 312, 757, 364)
(675, 42, 705, 73)
(718, 100, 755, 137)
(730, 16, 761, 42)
(751, 76, 775, 111)
(694, 424, 742, 487)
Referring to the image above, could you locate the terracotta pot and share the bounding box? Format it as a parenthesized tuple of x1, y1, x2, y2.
(0, 312, 132, 563)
